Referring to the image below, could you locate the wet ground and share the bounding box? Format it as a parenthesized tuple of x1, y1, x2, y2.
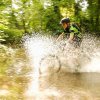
(0, 46, 100, 100)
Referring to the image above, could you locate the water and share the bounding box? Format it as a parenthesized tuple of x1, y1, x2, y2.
(23, 34, 100, 100)
(0, 34, 100, 99)
(37, 73, 100, 100)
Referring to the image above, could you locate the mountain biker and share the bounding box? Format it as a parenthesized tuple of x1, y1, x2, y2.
(57, 18, 82, 48)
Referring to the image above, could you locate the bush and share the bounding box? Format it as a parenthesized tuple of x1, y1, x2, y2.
(0, 26, 24, 44)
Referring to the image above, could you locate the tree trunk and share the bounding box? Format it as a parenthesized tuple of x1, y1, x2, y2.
(95, 0, 100, 31)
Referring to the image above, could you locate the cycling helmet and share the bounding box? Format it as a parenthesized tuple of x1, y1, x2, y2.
(60, 18, 70, 24)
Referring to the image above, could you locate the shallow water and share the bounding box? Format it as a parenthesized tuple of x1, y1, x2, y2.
(0, 34, 100, 100)
(0, 52, 100, 100)
(24, 34, 100, 100)
(0, 47, 30, 100)
(37, 72, 100, 100)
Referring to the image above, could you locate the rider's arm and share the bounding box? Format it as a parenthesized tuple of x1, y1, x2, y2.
(56, 32, 65, 41)
(67, 32, 74, 43)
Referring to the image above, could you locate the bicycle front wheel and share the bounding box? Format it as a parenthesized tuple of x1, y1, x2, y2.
(39, 55, 61, 74)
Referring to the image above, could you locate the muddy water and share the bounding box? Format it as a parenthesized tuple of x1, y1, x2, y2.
(36, 72, 100, 100)
(0, 47, 100, 100)
(24, 35, 100, 100)
(0, 48, 30, 100)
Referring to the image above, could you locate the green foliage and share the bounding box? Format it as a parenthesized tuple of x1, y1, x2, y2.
(86, 0, 100, 31)
(43, 5, 61, 33)
(0, 0, 99, 44)
(0, 32, 7, 42)
(0, 26, 23, 43)
(3, 29, 23, 43)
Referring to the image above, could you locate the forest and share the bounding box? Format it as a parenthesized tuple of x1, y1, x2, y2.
(0, 0, 100, 44)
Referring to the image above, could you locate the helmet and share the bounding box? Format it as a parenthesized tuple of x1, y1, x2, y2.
(60, 18, 70, 24)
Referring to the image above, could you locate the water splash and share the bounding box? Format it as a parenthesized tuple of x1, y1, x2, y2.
(24, 33, 100, 99)
(24, 34, 57, 99)
(0, 89, 10, 96)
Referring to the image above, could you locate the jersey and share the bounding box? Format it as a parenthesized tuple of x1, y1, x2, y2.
(64, 24, 82, 39)
(64, 24, 82, 47)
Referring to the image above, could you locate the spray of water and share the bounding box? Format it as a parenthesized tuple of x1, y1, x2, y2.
(24, 34, 57, 99)
(24, 33, 100, 99)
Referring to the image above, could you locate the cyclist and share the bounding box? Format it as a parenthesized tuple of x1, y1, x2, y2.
(57, 18, 82, 48)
